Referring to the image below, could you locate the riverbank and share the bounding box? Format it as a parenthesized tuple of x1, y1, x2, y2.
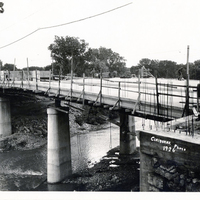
(36, 146, 140, 191)
(65, 146, 139, 191)
(0, 95, 109, 152)
(0, 95, 140, 191)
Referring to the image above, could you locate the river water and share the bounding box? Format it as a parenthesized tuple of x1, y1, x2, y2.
(0, 116, 144, 191)
(71, 124, 120, 173)
(0, 123, 121, 191)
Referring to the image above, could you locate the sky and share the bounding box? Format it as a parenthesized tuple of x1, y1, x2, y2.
(0, 0, 200, 69)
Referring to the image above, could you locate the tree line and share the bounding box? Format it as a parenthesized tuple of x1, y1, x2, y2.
(0, 35, 200, 80)
(130, 58, 200, 80)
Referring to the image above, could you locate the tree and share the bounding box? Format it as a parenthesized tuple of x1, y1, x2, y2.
(138, 58, 152, 68)
(46, 63, 60, 76)
(48, 36, 89, 75)
(22, 66, 43, 71)
(86, 48, 108, 74)
(86, 47, 126, 76)
(131, 59, 157, 77)
(3, 63, 15, 71)
(131, 58, 158, 77)
(156, 60, 176, 78)
(131, 58, 184, 79)
(191, 60, 200, 80)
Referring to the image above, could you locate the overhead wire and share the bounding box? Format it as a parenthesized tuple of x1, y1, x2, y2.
(0, 2, 132, 50)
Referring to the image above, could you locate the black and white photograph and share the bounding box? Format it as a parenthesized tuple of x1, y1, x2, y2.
(0, 1, 200, 199)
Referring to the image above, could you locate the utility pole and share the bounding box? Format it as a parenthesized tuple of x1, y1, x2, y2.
(13, 59, 16, 83)
(186, 45, 190, 116)
(51, 58, 54, 77)
(70, 54, 73, 103)
(0, 2, 4, 13)
(27, 58, 29, 83)
(13, 58, 16, 71)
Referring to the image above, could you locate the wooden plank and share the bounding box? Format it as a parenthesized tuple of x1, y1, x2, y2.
(125, 109, 132, 113)
(56, 95, 65, 100)
(93, 102, 101, 107)
(48, 93, 56, 97)
(103, 105, 111, 109)
(88, 101, 94, 105)
(34, 90, 44, 94)
(76, 99, 83, 103)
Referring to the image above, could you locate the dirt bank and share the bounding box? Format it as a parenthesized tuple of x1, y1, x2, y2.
(36, 146, 140, 191)
(62, 147, 140, 191)
(1, 95, 106, 151)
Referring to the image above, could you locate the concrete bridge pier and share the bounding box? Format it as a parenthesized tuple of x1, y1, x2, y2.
(0, 97, 12, 137)
(47, 107, 72, 183)
(119, 112, 136, 155)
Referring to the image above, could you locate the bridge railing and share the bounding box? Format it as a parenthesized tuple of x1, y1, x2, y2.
(71, 75, 198, 117)
(0, 70, 198, 118)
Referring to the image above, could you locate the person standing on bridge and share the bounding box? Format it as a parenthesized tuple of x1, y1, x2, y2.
(177, 67, 183, 80)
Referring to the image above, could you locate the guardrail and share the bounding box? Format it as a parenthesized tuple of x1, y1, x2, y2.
(0, 70, 198, 119)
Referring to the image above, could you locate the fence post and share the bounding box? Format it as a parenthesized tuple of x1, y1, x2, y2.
(118, 81, 121, 108)
(83, 73, 85, 106)
(8, 70, 10, 87)
(12, 70, 15, 87)
(100, 71, 102, 105)
(49, 69, 51, 90)
(138, 70, 141, 110)
(197, 84, 200, 112)
(58, 70, 61, 96)
(27, 59, 30, 88)
(70, 56, 73, 103)
(21, 70, 23, 88)
(36, 70, 38, 90)
(186, 45, 190, 116)
(155, 76, 159, 115)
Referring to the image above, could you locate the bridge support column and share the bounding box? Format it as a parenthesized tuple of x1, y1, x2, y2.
(119, 112, 136, 155)
(0, 97, 12, 137)
(140, 130, 200, 191)
(47, 107, 72, 183)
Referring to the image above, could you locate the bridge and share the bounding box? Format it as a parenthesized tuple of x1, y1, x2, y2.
(1, 70, 198, 119)
(0, 70, 199, 185)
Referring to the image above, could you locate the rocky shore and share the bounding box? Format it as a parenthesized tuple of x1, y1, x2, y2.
(34, 145, 140, 191)
(61, 147, 140, 191)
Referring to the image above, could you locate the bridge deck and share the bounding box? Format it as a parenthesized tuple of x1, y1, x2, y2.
(0, 70, 199, 121)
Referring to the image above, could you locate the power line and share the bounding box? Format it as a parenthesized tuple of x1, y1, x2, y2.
(0, 2, 132, 50)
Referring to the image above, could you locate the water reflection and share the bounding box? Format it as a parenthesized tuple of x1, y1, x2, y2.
(0, 118, 145, 191)
(71, 124, 119, 173)
(0, 124, 120, 191)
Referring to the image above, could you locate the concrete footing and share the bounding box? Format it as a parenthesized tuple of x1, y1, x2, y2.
(0, 97, 12, 137)
(119, 113, 136, 155)
(47, 107, 72, 183)
(140, 130, 200, 191)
